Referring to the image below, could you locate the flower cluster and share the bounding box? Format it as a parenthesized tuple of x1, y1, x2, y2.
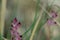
(47, 11, 57, 25)
(10, 18, 22, 40)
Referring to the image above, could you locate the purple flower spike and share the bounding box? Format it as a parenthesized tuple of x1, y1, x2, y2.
(11, 18, 22, 40)
(51, 11, 58, 18)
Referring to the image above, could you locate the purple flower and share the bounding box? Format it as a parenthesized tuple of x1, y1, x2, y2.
(47, 18, 56, 25)
(11, 18, 21, 30)
(11, 18, 22, 40)
(47, 10, 57, 25)
(51, 11, 57, 18)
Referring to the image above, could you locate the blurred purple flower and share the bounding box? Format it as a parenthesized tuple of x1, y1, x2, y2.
(47, 10, 57, 25)
(51, 11, 57, 18)
(11, 18, 22, 40)
(47, 18, 56, 25)
(11, 18, 21, 30)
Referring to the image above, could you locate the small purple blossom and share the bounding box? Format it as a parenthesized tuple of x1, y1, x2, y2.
(11, 18, 21, 28)
(47, 18, 56, 25)
(51, 11, 57, 18)
(47, 10, 58, 25)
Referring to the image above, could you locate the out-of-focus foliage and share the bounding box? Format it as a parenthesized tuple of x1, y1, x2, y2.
(0, 0, 1, 3)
